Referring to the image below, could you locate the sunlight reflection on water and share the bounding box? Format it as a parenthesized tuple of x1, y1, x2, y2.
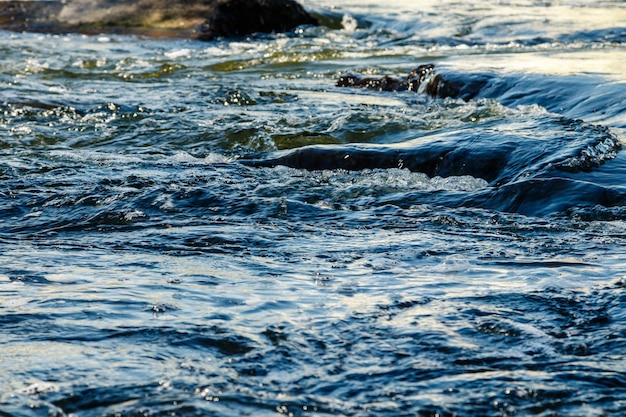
(1, 0, 626, 414)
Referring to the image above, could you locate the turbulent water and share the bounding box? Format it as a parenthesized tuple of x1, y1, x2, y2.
(2, 1, 626, 416)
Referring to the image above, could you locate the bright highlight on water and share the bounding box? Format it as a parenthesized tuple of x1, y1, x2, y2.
(1, 1, 626, 416)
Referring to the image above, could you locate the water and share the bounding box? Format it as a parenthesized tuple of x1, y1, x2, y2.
(1, 1, 626, 415)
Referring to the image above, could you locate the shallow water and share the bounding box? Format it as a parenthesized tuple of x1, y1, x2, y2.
(1, 1, 626, 416)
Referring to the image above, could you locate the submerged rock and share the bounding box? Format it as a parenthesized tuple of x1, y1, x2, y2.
(0, 0, 318, 40)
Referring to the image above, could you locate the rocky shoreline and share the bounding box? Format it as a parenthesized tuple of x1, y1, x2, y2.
(0, 0, 318, 40)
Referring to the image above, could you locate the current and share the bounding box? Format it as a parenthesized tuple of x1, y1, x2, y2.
(1, 1, 626, 416)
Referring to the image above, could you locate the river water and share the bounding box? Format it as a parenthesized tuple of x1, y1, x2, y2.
(1, 1, 626, 416)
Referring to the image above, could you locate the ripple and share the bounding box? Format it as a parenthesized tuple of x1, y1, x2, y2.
(2, 1, 626, 415)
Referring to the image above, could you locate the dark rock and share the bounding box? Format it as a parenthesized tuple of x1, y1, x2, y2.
(337, 64, 437, 92)
(196, 0, 318, 40)
(244, 142, 513, 184)
(337, 64, 490, 100)
(0, 0, 318, 40)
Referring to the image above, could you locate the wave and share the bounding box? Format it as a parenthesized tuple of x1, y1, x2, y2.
(245, 63, 623, 180)
(241, 63, 624, 216)
(245, 120, 619, 183)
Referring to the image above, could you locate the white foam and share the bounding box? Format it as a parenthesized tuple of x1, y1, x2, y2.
(49, 150, 144, 165)
(18, 381, 59, 395)
(165, 48, 193, 59)
(341, 14, 358, 33)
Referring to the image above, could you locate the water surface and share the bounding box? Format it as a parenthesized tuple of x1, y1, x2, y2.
(1, 1, 626, 415)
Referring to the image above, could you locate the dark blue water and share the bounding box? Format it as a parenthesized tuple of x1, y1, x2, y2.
(1, 1, 626, 415)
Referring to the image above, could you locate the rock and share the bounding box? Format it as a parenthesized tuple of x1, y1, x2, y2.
(0, 0, 318, 40)
(337, 64, 437, 93)
(337, 64, 490, 100)
(196, 0, 318, 40)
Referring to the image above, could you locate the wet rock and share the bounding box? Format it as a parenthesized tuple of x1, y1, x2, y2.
(337, 64, 490, 100)
(337, 64, 438, 93)
(196, 0, 318, 40)
(0, 0, 318, 40)
(243, 142, 513, 183)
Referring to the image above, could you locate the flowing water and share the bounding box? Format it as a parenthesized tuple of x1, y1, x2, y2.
(1, 1, 626, 415)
